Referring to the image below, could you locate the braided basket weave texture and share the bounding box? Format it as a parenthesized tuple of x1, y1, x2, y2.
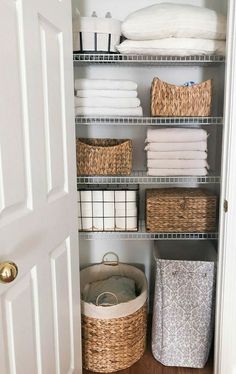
(151, 78, 212, 117)
(77, 138, 132, 176)
(82, 303, 147, 373)
(146, 188, 217, 233)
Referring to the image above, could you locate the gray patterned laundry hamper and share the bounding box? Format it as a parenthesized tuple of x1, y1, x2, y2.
(152, 241, 216, 368)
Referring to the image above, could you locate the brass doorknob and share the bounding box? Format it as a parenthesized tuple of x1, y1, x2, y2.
(0, 262, 18, 284)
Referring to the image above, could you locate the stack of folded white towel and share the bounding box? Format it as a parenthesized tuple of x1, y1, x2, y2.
(145, 128, 209, 176)
(117, 3, 226, 56)
(74, 79, 143, 116)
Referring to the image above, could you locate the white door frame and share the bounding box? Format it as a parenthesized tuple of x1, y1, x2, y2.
(215, 1, 236, 373)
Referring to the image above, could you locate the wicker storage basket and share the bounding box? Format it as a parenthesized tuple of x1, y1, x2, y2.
(146, 188, 217, 233)
(151, 78, 212, 117)
(77, 138, 132, 176)
(80, 253, 148, 373)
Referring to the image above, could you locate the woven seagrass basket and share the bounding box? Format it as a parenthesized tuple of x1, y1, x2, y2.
(151, 78, 212, 117)
(146, 188, 217, 233)
(77, 138, 132, 176)
(81, 253, 148, 373)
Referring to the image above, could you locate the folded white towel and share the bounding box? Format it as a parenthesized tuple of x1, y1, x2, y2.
(74, 97, 141, 108)
(145, 141, 207, 152)
(75, 106, 143, 117)
(146, 128, 208, 143)
(117, 38, 226, 56)
(75, 79, 138, 91)
(147, 151, 207, 160)
(76, 90, 138, 98)
(147, 168, 208, 176)
(147, 159, 209, 169)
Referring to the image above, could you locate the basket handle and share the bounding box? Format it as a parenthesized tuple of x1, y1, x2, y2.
(102, 252, 119, 266)
(96, 292, 119, 306)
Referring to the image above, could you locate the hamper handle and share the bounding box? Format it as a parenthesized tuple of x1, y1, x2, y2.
(102, 252, 119, 266)
(96, 292, 119, 306)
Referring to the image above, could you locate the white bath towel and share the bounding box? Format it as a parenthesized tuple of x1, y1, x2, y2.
(76, 90, 138, 98)
(75, 106, 143, 117)
(74, 97, 141, 108)
(147, 159, 209, 169)
(146, 128, 208, 143)
(147, 151, 207, 160)
(147, 168, 208, 176)
(75, 79, 138, 91)
(145, 141, 207, 152)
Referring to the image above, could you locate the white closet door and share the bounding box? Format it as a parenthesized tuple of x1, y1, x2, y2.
(0, 0, 81, 373)
(215, 1, 236, 374)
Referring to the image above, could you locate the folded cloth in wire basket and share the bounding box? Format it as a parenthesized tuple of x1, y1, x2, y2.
(82, 275, 137, 305)
(147, 159, 209, 169)
(146, 128, 208, 143)
(75, 78, 138, 91)
(74, 97, 141, 108)
(147, 168, 208, 176)
(147, 151, 207, 160)
(145, 141, 207, 152)
(76, 90, 138, 98)
(75, 106, 143, 116)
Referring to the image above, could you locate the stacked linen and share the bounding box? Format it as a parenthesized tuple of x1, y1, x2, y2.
(74, 79, 143, 116)
(145, 128, 209, 176)
(117, 3, 226, 56)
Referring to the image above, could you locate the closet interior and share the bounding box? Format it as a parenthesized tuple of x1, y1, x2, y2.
(72, 0, 228, 372)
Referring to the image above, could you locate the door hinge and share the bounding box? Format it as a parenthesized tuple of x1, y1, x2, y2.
(224, 199, 228, 213)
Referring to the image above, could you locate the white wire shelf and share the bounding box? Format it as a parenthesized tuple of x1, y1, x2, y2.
(77, 171, 220, 185)
(75, 116, 223, 126)
(73, 53, 225, 66)
(79, 222, 218, 241)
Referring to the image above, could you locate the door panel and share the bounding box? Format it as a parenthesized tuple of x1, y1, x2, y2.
(39, 16, 68, 201)
(0, 0, 32, 224)
(51, 239, 75, 374)
(5, 271, 40, 374)
(0, 0, 81, 372)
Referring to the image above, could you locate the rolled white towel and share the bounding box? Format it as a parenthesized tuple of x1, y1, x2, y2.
(147, 159, 209, 169)
(146, 128, 208, 143)
(104, 218, 115, 231)
(74, 97, 141, 108)
(147, 168, 208, 176)
(147, 151, 207, 160)
(145, 141, 207, 152)
(75, 79, 138, 91)
(75, 106, 143, 117)
(76, 90, 138, 98)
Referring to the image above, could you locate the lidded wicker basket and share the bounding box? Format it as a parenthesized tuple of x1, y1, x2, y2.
(151, 78, 212, 117)
(80, 252, 148, 373)
(146, 188, 217, 233)
(77, 138, 132, 176)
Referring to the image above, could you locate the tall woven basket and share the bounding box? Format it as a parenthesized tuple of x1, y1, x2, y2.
(151, 78, 212, 116)
(80, 253, 148, 373)
(77, 138, 132, 176)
